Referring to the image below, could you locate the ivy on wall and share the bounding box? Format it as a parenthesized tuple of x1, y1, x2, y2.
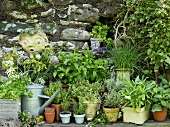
(116, 0, 170, 80)
(20, 0, 46, 9)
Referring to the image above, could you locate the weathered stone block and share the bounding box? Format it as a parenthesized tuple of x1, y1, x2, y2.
(67, 4, 99, 23)
(60, 28, 90, 41)
(50, 0, 75, 6)
(0, 99, 21, 119)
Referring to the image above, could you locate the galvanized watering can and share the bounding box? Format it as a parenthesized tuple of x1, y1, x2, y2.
(21, 83, 60, 117)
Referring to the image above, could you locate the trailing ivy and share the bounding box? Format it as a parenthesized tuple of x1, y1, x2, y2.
(20, 0, 46, 9)
(117, 0, 170, 79)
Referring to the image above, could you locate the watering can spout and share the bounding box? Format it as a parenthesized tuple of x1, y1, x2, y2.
(38, 88, 61, 115)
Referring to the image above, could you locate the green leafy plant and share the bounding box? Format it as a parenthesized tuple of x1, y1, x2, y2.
(103, 78, 124, 108)
(121, 76, 156, 112)
(0, 47, 32, 100)
(18, 110, 36, 127)
(150, 74, 170, 112)
(117, 0, 170, 79)
(43, 81, 62, 104)
(72, 99, 87, 115)
(60, 90, 71, 112)
(21, 47, 58, 85)
(109, 43, 138, 69)
(53, 48, 109, 84)
(20, 0, 46, 9)
(69, 80, 103, 103)
(89, 109, 107, 127)
(91, 21, 113, 47)
(0, 75, 32, 100)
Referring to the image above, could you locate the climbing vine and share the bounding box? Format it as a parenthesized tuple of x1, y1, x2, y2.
(20, 0, 46, 9)
(115, 0, 170, 80)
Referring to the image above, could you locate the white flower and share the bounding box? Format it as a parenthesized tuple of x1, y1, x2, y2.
(6, 68, 15, 77)
(17, 51, 25, 56)
(3, 60, 14, 67)
(36, 54, 41, 60)
(125, 96, 131, 100)
(38, 78, 45, 85)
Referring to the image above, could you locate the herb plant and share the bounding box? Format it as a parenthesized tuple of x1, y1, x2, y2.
(72, 99, 87, 115)
(69, 80, 103, 103)
(60, 90, 71, 112)
(109, 43, 138, 69)
(43, 81, 63, 104)
(150, 74, 170, 112)
(103, 78, 124, 108)
(91, 21, 113, 47)
(53, 48, 109, 84)
(121, 76, 156, 112)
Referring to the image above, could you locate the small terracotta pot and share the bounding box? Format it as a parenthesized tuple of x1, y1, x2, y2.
(153, 107, 168, 122)
(45, 112, 55, 123)
(45, 107, 55, 113)
(51, 104, 62, 121)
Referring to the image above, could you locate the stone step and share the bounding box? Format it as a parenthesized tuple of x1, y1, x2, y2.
(35, 119, 170, 127)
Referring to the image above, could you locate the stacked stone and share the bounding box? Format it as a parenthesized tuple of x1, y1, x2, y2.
(0, 0, 121, 76)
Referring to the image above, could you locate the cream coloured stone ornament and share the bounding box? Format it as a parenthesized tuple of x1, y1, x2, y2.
(19, 30, 50, 55)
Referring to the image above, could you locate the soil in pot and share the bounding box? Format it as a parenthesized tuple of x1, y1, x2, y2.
(153, 107, 168, 122)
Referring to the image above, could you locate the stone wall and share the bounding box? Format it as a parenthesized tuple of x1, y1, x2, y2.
(0, 0, 122, 76)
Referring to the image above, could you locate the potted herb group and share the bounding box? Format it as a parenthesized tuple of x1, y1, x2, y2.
(103, 78, 124, 122)
(121, 76, 155, 124)
(69, 80, 103, 121)
(43, 81, 63, 121)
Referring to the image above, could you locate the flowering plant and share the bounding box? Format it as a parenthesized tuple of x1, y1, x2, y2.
(0, 47, 59, 100)
(0, 47, 32, 100)
(21, 47, 58, 85)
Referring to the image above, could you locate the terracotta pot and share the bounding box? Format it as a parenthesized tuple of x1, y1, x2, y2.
(45, 112, 55, 123)
(62, 84, 68, 90)
(153, 107, 168, 122)
(50, 104, 62, 121)
(45, 107, 55, 113)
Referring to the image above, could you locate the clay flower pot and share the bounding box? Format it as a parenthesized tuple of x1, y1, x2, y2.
(45, 107, 55, 113)
(153, 107, 168, 122)
(45, 112, 55, 123)
(44, 107, 55, 123)
(50, 104, 62, 121)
